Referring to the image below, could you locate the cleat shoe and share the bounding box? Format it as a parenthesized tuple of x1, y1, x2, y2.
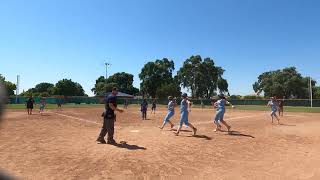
(107, 139, 116, 145)
(96, 138, 106, 144)
(193, 128, 197, 136)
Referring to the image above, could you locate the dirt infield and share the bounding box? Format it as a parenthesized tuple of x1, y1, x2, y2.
(1, 107, 320, 180)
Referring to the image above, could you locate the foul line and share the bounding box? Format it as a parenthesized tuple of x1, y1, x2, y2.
(50, 111, 100, 125)
(194, 114, 263, 125)
(284, 114, 306, 118)
(49, 111, 291, 127)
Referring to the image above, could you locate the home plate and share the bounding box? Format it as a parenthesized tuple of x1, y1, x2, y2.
(130, 130, 140, 133)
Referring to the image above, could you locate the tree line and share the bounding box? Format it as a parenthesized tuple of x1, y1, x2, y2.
(253, 67, 319, 99)
(92, 55, 229, 99)
(1, 57, 320, 99)
(20, 79, 86, 97)
(139, 56, 228, 99)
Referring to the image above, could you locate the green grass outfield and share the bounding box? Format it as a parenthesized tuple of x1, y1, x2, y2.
(6, 104, 320, 113)
(231, 105, 320, 113)
(187, 105, 320, 113)
(6, 104, 104, 109)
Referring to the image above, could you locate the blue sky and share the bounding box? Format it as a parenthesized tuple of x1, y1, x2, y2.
(1, 0, 320, 96)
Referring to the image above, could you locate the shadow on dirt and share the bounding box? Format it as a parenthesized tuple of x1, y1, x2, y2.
(142, 118, 151, 121)
(189, 134, 212, 140)
(223, 130, 255, 138)
(112, 141, 147, 150)
(170, 129, 192, 132)
(279, 123, 296, 126)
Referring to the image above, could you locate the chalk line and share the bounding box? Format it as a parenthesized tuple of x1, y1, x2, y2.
(50, 111, 100, 125)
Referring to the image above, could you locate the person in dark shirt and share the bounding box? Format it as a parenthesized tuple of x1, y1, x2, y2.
(97, 87, 124, 144)
(141, 98, 148, 120)
(56, 96, 63, 110)
(151, 99, 157, 114)
(25, 96, 35, 115)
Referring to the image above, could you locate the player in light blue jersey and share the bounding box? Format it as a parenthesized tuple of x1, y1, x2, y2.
(174, 93, 197, 136)
(213, 94, 232, 132)
(267, 96, 280, 124)
(160, 96, 176, 130)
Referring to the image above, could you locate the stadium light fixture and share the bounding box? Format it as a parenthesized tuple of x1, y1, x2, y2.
(105, 62, 111, 94)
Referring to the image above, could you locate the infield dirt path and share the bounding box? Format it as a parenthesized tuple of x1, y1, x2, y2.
(1, 107, 320, 180)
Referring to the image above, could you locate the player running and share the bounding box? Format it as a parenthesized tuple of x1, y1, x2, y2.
(160, 96, 176, 130)
(174, 93, 197, 136)
(267, 96, 280, 124)
(213, 94, 232, 132)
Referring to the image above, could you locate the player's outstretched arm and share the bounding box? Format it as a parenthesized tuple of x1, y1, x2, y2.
(109, 103, 124, 113)
(226, 101, 235, 108)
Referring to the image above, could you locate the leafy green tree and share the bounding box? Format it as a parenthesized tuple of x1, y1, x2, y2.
(313, 86, 320, 99)
(176, 55, 228, 98)
(21, 82, 55, 97)
(139, 58, 175, 98)
(156, 77, 181, 99)
(54, 79, 85, 96)
(243, 95, 264, 99)
(229, 95, 242, 100)
(0, 74, 16, 96)
(20, 88, 35, 97)
(35, 83, 54, 93)
(40, 92, 50, 97)
(217, 78, 229, 94)
(107, 72, 139, 95)
(91, 76, 106, 96)
(92, 73, 139, 96)
(253, 67, 316, 98)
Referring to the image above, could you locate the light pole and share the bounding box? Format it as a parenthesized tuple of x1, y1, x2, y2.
(15, 75, 20, 104)
(310, 77, 313, 108)
(105, 62, 111, 95)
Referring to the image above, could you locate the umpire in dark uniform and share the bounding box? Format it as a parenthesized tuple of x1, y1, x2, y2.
(97, 87, 124, 144)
